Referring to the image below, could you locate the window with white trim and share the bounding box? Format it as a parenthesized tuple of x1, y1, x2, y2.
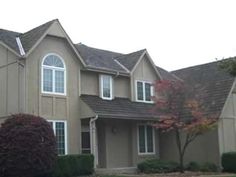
(48, 120, 67, 155)
(100, 75, 112, 100)
(42, 54, 66, 95)
(138, 125, 155, 154)
(136, 81, 153, 102)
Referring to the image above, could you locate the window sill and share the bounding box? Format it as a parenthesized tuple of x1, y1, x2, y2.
(138, 152, 156, 156)
(41, 92, 67, 98)
(135, 100, 154, 104)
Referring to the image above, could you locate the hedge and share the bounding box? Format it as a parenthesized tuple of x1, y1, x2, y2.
(52, 154, 94, 177)
(137, 159, 179, 173)
(222, 152, 236, 173)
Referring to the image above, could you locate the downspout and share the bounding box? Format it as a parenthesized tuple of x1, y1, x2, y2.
(90, 115, 98, 168)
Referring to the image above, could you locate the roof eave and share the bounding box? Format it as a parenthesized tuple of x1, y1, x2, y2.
(84, 66, 130, 77)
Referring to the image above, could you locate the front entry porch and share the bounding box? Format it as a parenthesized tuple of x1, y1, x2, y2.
(81, 118, 160, 169)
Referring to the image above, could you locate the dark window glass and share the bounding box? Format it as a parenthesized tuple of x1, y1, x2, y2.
(82, 132, 91, 154)
(137, 82, 143, 100)
(138, 125, 145, 153)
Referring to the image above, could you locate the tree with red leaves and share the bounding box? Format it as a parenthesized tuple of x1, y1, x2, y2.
(152, 80, 217, 173)
(0, 114, 57, 177)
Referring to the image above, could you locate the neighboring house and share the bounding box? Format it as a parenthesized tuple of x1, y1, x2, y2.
(0, 19, 235, 170)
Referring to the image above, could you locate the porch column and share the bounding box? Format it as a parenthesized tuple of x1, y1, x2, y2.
(90, 116, 98, 168)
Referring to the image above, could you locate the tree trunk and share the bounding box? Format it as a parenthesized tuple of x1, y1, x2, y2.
(179, 152, 184, 173)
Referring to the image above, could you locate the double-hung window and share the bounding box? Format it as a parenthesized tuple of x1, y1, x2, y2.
(136, 81, 153, 103)
(138, 125, 155, 154)
(42, 54, 66, 95)
(100, 75, 112, 100)
(48, 120, 67, 155)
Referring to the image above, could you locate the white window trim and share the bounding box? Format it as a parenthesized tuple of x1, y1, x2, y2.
(48, 120, 68, 155)
(135, 80, 154, 103)
(137, 124, 155, 155)
(41, 53, 67, 96)
(100, 74, 113, 100)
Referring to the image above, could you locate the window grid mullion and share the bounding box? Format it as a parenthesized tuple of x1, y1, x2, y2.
(143, 82, 146, 101)
(144, 125, 147, 153)
(52, 69, 55, 93)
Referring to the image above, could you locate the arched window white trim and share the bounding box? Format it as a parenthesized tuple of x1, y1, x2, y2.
(41, 53, 66, 95)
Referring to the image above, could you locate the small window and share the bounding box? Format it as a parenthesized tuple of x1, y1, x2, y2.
(42, 54, 66, 95)
(49, 120, 67, 155)
(138, 125, 155, 154)
(100, 75, 112, 100)
(136, 81, 153, 103)
(82, 132, 91, 154)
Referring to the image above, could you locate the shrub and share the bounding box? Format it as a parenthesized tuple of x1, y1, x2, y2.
(200, 162, 218, 172)
(137, 159, 179, 173)
(185, 161, 201, 171)
(222, 152, 236, 172)
(52, 154, 94, 177)
(0, 114, 57, 177)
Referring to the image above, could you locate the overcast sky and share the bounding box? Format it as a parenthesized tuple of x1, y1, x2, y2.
(1, 0, 236, 71)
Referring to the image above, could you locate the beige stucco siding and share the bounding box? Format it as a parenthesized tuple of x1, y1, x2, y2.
(25, 35, 82, 154)
(114, 76, 130, 98)
(218, 89, 236, 156)
(159, 129, 220, 165)
(97, 119, 159, 168)
(131, 55, 160, 101)
(81, 71, 99, 96)
(81, 71, 131, 98)
(0, 45, 22, 118)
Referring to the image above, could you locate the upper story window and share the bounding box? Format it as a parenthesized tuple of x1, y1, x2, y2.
(136, 80, 153, 103)
(42, 54, 66, 95)
(100, 75, 112, 100)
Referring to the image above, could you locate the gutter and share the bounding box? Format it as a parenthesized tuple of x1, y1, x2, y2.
(89, 115, 98, 168)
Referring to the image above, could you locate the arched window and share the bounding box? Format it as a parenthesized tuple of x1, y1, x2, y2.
(42, 54, 66, 95)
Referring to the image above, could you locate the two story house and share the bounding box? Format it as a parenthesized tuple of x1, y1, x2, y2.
(0, 19, 236, 170)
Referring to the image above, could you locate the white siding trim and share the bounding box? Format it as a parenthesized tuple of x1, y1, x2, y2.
(16, 37, 25, 56)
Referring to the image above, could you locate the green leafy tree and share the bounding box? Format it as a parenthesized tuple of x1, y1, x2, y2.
(219, 57, 236, 76)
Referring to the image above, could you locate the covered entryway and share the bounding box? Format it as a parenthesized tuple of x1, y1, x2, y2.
(80, 95, 160, 169)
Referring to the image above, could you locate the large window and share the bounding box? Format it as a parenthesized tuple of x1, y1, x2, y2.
(100, 75, 112, 100)
(42, 54, 66, 95)
(49, 120, 67, 155)
(136, 81, 153, 103)
(138, 125, 155, 154)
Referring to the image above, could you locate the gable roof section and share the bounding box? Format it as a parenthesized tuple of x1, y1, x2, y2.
(19, 20, 55, 54)
(156, 66, 179, 81)
(172, 61, 235, 116)
(0, 19, 86, 66)
(75, 43, 128, 73)
(80, 94, 160, 120)
(115, 49, 146, 71)
(0, 29, 22, 56)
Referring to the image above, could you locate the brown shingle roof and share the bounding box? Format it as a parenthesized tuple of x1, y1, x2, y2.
(80, 95, 160, 120)
(172, 60, 235, 116)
